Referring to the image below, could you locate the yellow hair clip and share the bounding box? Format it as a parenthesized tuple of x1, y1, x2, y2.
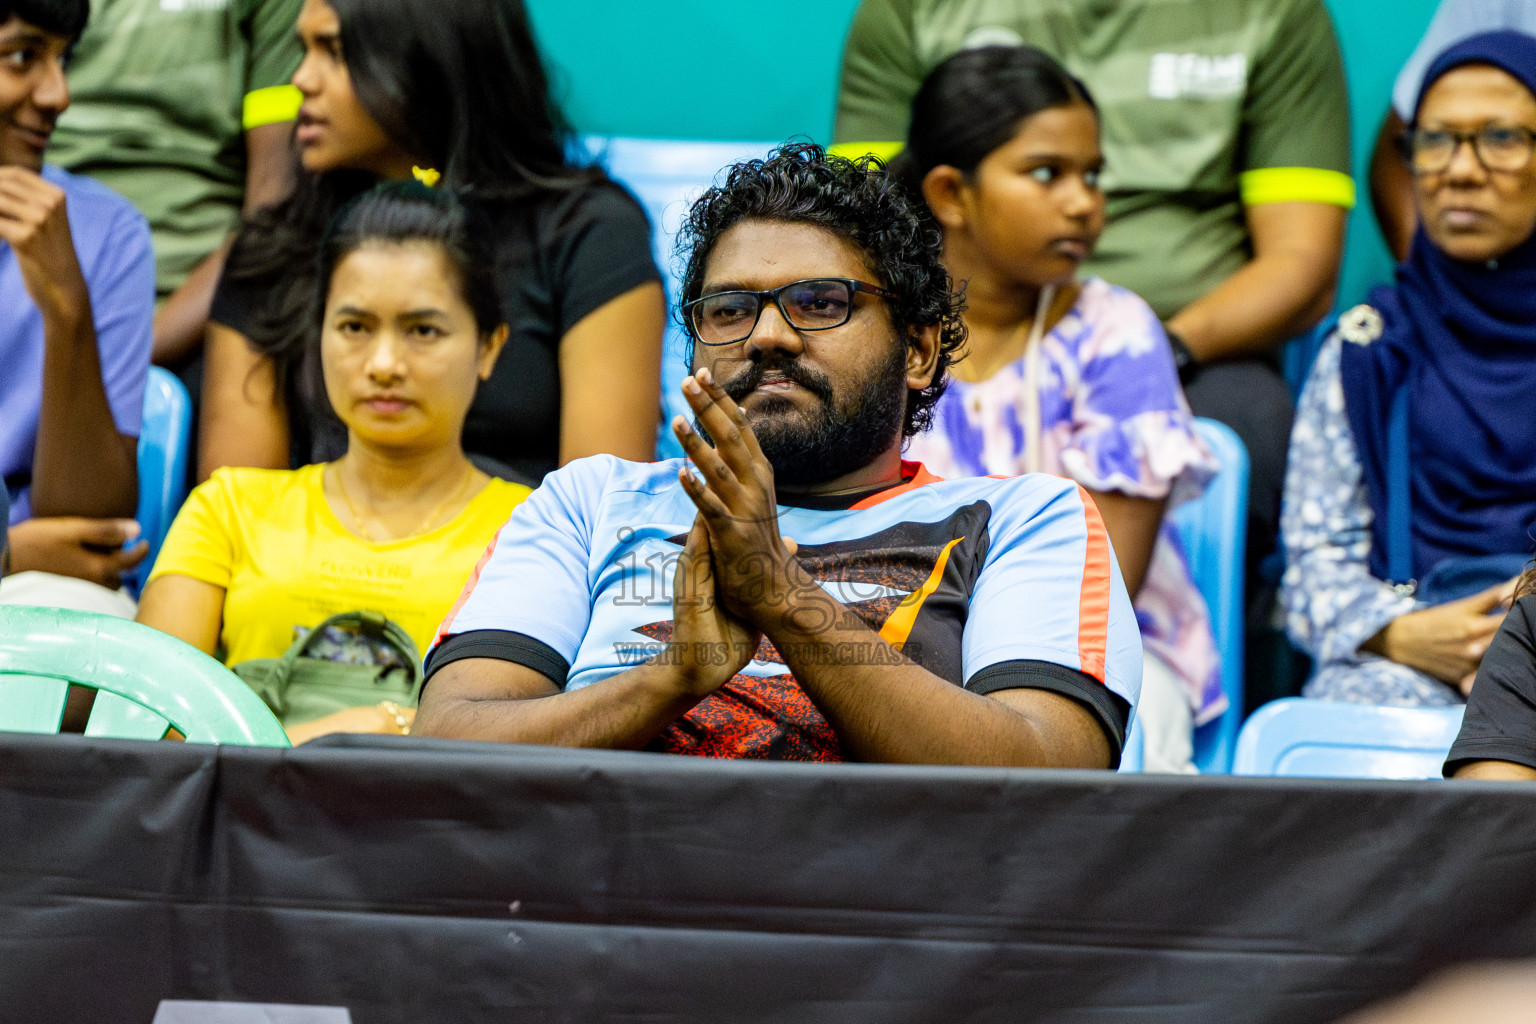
(411, 166, 441, 187)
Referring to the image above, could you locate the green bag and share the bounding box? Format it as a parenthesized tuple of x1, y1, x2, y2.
(232, 611, 423, 727)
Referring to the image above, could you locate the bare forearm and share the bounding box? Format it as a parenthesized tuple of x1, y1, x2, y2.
(135, 574, 225, 655)
(1169, 202, 1345, 362)
(765, 587, 1095, 767)
(557, 281, 666, 465)
(1455, 759, 1536, 782)
(1168, 253, 1335, 362)
(198, 324, 289, 480)
(32, 309, 137, 517)
(153, 240, 231, 367)
(415, 657, 704, 749)
(802, 656, 1090, 766)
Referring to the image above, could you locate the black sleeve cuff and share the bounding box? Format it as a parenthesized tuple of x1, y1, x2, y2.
(1444, 740, 1536, 777)
(423, 630, 570, 694)
(967, 659, 1131, 762)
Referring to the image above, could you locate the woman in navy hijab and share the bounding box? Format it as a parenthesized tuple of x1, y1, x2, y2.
(1281, 30, 1536, 705)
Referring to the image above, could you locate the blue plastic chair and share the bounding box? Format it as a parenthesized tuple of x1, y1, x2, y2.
(1233, 697, 1464, 779)
(0, 606, 289, 746)
(581, 136, 779, 458)
(130, 366, 193, 594)
(1173, 418, 1250, 772)
(1121, 418, 1249, 774)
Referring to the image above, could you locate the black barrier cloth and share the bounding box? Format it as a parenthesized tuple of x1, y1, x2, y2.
(2, 733, 1536, 1022)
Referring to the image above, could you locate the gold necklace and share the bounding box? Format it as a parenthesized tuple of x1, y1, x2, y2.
(333, 461, 476, 543)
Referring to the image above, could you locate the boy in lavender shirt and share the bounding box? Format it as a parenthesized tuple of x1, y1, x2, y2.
(0, 0, 153, 611)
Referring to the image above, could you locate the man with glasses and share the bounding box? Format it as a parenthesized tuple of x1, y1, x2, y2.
(415, 143, 1142, 768)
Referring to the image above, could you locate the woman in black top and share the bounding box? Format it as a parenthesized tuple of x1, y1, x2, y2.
(200, 0, 664, 485)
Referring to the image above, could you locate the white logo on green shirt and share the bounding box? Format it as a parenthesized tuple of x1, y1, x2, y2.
(1147, 53, 1247, 100)
(961, 26, 1026, 49)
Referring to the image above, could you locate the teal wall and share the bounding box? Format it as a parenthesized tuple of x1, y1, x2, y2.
(1325, 0, 1441, 307)
(526, 0, 864, 144)
(529, 0, 1444, 306)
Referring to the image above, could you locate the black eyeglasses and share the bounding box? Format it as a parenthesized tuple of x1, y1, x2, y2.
(683, 278, 898, 347)
(1400, 126, 1536, 175)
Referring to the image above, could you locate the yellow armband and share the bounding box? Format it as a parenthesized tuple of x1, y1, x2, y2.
(242, 85, 303, 131)
(1240, 167, 1356, 209)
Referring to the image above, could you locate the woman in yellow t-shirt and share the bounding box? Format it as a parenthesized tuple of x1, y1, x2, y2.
(138, 182, 529, 742)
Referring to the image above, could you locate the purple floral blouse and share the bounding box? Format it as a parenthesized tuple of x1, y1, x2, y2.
(904, 277, 1223, 722)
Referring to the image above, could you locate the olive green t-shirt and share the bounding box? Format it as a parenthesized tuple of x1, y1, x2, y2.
(834, 0, 1354, 319)
(49, 0, 303, 299)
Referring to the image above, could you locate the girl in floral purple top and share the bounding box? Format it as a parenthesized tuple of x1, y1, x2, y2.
(897, 45, 1218, 771)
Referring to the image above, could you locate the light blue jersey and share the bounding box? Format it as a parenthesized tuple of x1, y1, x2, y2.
(428, 456, 1142, 760)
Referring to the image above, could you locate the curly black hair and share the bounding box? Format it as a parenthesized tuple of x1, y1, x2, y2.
(675, 141, 967, 439)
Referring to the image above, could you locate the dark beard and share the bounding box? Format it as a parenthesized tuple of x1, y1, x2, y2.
(702, 343, 909, 488)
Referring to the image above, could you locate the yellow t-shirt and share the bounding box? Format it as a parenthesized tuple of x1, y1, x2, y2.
(148, 464, 529, 666)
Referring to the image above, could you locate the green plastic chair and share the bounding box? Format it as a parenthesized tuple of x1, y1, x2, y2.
(0, 606, 290, 746)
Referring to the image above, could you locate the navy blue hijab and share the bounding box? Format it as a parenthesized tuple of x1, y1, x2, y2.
(1341, 30, 1536, 582)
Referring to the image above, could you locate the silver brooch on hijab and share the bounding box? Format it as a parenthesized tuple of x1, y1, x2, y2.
(1339, 304, 1384, 346)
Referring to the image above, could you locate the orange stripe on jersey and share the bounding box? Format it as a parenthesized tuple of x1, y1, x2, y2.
(850, 460, 944, 510)
(433, 522, 508, 648)
(1073, 484, 1112, 682)
(878, 536, 962, 650)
